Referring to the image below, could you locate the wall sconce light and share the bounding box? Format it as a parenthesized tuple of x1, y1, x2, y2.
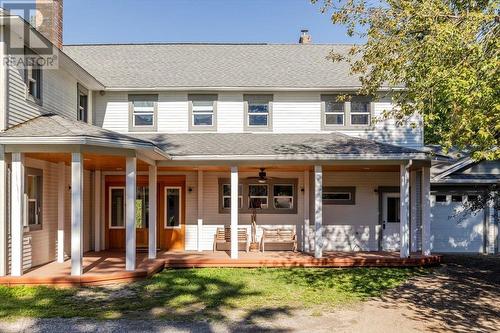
(188, 187, 193, 193)
(300, 187, 305, 192)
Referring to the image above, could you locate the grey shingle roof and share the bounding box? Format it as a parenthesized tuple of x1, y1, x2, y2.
(0, 114, 153, 146)
(63, 43, 363, 89)
(132, 133, 425, 158)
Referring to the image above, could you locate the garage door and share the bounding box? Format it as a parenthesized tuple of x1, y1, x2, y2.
(430, 194, 485, 253)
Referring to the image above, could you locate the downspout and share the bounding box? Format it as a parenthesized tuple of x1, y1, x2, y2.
(0, 24, 8, 131)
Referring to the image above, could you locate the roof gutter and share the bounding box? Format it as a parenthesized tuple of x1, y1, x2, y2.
(167, 153, 429, 161)
(104, 86, 405, 92)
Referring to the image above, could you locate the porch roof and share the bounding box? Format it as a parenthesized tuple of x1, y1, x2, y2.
(0, 114, 167, 158)
(132, 132, 429, 161)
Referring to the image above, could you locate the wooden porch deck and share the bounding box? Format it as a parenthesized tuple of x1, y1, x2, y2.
(0, 251, 441, 287)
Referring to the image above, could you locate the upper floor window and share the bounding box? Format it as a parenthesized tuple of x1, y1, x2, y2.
(77, 84, 88, 122)
(128, 94, 158, 132)
(323, 95, 345, 126)
(24, 48, 42, 105)
(244, 94, 273, 131)
(188, 94, 217, 131)
(321, 94, 373, 129)
(350, 96, 371, 126)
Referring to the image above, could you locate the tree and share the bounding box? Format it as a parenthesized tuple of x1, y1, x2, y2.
(312, 0, 499, 160)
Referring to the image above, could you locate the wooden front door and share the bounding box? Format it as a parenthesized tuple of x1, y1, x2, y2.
(105, 175, 185, 251)
(158, 177, 186, 251)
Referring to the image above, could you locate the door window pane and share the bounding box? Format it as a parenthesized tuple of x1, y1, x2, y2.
(166, 188, 181, 227)
(136, 186, 149, 228)
(387, 197, 400, 222)
(110, 188, 125, 227)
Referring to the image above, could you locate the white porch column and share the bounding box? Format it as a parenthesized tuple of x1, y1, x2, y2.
(0, 146, 8, 276)
(197, 169, 204, 252)
(314, 165, 323, 258)
(57, 162, 65, 263)
(11, 152, 25, 277)
(303, 169, 310, 252)
(125, 157, 137, 271)
(400, 163, 410, 258)
(148, 165, 157, 259)
(71, 152, 84, 276)
(421, 166, 431, 255)
(410, 170, 418, 253)
(230, 166, 238, 259)
(486, 194, 497, 254)
(93, 170, 101, 252)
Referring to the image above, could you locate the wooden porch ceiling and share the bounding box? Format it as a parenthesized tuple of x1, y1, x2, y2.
(25, 153, 401, 172)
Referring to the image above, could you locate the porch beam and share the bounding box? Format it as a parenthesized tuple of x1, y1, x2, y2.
(303, 169, 310, 252)
(400, 163, 410, 258)
(126, 157, 137, 271)
(93, 170, 101, 252)
(57, 162, 65, 263)
(230, 166, 238, 259)
(421, 166, 431, 255)
(11, 152, 25, 276)
(0, 146, 7, 276)
(197, 169, 203, 252)
(148, 165, 157, 259)
(71, 152, 84, 276)
(314, 165, 323, 258)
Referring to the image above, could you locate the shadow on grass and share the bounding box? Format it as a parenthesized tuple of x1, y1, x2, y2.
(0, 268, 296, 332)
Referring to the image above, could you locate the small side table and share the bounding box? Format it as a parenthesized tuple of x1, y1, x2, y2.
(249, 242, 260, 252)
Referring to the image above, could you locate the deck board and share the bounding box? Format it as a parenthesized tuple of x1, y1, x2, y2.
(0, 251, 441, 287)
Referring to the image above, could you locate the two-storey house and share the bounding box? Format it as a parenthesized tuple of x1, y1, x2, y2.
(0, 3, 496, 280)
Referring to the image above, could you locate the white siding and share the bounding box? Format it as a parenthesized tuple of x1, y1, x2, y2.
(272, 92, 321, 133)
(157, 92, 189, 133)
(94, 92, 423, 148)
(94, 91, 129, 132)
(7, 63, 79, 127)
(217, 92, 244, 133)
(338, 99, 423, 148)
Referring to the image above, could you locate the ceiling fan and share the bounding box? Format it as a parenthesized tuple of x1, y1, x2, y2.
(247, 168, 273, 183)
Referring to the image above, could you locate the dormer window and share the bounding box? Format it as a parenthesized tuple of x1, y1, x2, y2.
(189, 94, 217, 131)
(244, 94, 273, 131)
(128, 94, 158, 132)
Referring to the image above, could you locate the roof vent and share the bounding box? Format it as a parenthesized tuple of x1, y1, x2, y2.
(299, 29, 312, 44)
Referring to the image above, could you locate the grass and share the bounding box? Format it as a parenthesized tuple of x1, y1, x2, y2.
(0, 267, 428, 321)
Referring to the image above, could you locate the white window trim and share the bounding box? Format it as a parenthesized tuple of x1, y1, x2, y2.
(164, 186, 182, 229)
(273, 184, 294, 209)
(109, 186, 126, 229)
(248, 184, 269, 209)
(324, 101, 345, 126)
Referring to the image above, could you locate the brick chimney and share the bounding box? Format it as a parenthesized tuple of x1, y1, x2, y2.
(299, 29, 312, 44)
(35, 0, 63, 49)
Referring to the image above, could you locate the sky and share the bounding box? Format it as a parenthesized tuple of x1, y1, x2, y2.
(63, 0, 362, 45)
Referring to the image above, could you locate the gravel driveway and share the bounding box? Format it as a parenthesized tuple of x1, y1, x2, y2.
(1, 255, 499, 333)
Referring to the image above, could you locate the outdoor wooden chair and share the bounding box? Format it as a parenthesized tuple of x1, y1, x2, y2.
(260, 227, 297, 252)
(213, 227, 250, 252)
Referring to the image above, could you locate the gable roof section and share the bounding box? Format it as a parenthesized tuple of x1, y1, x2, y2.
(131, 133, 428, 160)
(63, 43, 371, 90)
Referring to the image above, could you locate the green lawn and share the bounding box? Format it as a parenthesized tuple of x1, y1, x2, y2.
(0, 267, 427, 321)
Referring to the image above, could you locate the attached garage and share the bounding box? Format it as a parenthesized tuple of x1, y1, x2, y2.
(430, 193, 485, 253)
